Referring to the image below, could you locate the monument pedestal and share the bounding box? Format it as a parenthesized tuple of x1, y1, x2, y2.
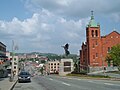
(59, 58, 74, 76)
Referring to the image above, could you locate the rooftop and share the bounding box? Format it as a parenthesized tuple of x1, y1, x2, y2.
(87, 11, 99, 28)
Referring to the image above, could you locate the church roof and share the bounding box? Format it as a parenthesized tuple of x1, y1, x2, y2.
(87, 11, 99, 28)
(101, 31, 120, 38)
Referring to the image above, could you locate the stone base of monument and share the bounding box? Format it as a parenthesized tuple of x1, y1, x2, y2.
(59, 59, 74, 76)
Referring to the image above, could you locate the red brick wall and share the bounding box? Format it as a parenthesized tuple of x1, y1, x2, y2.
(80, 27, 120, 72)
(101, 31, 120, 66)
(86, 26, 103, 67)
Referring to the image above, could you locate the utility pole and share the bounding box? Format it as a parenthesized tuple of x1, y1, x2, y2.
(9, 40, 14, 82)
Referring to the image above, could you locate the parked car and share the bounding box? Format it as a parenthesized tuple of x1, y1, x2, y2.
(7, 69, 11, 77)
(18, 71, 31, 83)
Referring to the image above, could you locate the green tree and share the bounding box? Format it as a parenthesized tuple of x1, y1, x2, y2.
(40, 67, 43, 75)
(106, 44, 120, 71)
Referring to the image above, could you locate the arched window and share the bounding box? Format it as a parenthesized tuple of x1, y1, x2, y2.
(108, 47, 111, 53)
(96, 53, 98, 57)
(92, 30, 94, 37)
(95, 30, 98, 37)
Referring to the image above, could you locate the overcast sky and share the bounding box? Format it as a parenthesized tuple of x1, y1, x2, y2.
(0, 0, 120, 55)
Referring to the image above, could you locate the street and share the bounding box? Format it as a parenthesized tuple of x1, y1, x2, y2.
(13, 75, 120, 90)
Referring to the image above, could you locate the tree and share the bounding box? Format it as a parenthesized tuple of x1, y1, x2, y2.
(106, 44, 120, 71)
(39, 67, 44, 75)
(73, 61, 78, 73)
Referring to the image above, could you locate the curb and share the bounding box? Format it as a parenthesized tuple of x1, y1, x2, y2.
(9, 79, 18, 90)
(110, 78, 120, 81)
(66, 76, 120, 81)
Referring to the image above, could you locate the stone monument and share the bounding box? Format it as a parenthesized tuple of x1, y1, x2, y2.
(59, 43, 73, 76)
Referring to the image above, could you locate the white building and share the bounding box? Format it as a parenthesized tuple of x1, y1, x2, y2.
(46, 61, 60, 74)
(59, 59, 74, 76)
(6, 51, 19, 75)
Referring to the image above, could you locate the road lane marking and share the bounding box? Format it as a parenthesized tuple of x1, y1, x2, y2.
(68, 78, 72, 79)
(61, 77, 82, 81)
(74, 78, 82, 80)
(104, 83, 115, 86)
(49, 78, 53, 80)
(88, 81, 94, 83)
(62, 82, 71, 86)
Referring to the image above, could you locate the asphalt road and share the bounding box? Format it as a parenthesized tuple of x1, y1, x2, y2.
(14, 75, 120, 90)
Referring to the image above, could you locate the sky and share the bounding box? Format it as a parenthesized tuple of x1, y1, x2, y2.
(0, 0, 120, 55)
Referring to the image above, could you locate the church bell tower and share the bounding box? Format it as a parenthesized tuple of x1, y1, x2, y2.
(86, 11, 102, 69)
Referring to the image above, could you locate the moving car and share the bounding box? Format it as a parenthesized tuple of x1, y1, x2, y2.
(18, 71, 31, 83)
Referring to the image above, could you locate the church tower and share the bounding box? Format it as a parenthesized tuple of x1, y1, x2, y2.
(86, 11, 102, 71)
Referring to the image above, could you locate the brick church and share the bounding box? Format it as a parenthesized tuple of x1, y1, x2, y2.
(80, 12, 120, 73)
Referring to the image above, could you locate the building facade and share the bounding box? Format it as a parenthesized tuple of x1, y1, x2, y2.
(6, 51, 19, 75)
(80, 13, 120, 73)
(45, 61, 60, 74)
(59, 59, 74, 76)
(0, 42, 9, 77)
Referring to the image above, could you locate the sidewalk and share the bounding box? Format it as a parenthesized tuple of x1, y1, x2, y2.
(0, 76, 18, 90)
(88, 72, 120, 80)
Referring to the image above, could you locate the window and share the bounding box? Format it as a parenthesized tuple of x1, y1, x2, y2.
(95, 30, 98, 37)
(64, 62, 71, 66)
(108, 47, 111, 53)
(64, 67, 71, 72)
(92, 44, 95, 48)
(93, 55, 95, 59)
(92, 30, 94, 37)
(96, 53, 98, 58)
(14, 62, 17, 65)
(14, 66, 16, 69)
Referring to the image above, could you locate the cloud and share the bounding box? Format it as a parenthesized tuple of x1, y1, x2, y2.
(24, 0, 120, 19)
(1, 0, 119, 54)
(0, 8, 89, 54)
(110, 13, 120, 22)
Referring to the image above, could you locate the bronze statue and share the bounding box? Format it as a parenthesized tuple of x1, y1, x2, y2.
(62, 43, 70, 56)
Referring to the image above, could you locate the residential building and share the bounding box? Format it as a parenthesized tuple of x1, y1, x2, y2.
(46, 61, 60, 74)
(6, 51, 19, 75)
(0, 42, 9, 77)
(80, 12, 120, 73)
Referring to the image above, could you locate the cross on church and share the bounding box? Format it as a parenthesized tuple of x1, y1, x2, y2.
(91, 11, 94, 16)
